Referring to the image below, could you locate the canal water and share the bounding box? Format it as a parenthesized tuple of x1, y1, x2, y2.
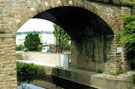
(18, 83, 45, 89)
(18, 76, 96, 89)
(18, 83, 94, 89)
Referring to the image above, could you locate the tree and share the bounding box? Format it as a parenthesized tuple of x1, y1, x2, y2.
(24, 33, 40, 51)
(53, 24, 70, 52)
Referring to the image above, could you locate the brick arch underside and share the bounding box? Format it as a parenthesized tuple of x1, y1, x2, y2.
(32, 6, 114, 71)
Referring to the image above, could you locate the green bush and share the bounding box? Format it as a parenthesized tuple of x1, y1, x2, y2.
(16, 45, 25, 51)
(24, 33, 40, 51)
(17, 62, 45, 82)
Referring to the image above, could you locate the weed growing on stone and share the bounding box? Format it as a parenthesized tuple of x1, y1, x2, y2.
(111, 70, 127, 76)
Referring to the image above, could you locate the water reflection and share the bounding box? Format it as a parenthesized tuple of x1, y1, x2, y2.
(17, 76, 96, 89)
(52, 76, 96, 89)
(18, 82, 45, 89)
(18, 81, 95, 89)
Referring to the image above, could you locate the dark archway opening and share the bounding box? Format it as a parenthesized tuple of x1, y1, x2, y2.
(33, 6, 114, 71)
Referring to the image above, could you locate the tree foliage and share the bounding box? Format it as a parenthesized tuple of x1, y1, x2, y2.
(24, 33, 40, 51)
(118, 15, 135, 51)
(53, 24, 70, 51)
(117, 5, 135, 69)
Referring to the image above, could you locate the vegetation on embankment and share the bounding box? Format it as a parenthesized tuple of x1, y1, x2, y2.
(17, 62, 45, 82)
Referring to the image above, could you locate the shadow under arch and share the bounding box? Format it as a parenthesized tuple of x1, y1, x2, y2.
(33, 6, 114, 71)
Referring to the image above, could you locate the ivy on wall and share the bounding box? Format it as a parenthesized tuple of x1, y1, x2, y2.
(117, 2, 135, 69)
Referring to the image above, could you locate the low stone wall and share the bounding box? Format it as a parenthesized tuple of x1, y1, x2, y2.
(16, 52, 61, 66)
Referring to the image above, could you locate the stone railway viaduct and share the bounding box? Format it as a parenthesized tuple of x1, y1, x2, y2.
(0, 0, 133, 89)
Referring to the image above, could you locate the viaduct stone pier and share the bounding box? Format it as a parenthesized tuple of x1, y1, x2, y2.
(0, 0, 133, 88)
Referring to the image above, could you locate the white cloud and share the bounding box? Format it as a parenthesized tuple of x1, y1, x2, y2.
(17, 18, 54, 32)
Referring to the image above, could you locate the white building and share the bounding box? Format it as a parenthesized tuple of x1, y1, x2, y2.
(42, 33, 56, 45)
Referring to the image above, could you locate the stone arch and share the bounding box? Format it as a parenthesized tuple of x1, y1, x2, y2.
(14, 0, 118, 33)
(12, 0, 128, 72)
